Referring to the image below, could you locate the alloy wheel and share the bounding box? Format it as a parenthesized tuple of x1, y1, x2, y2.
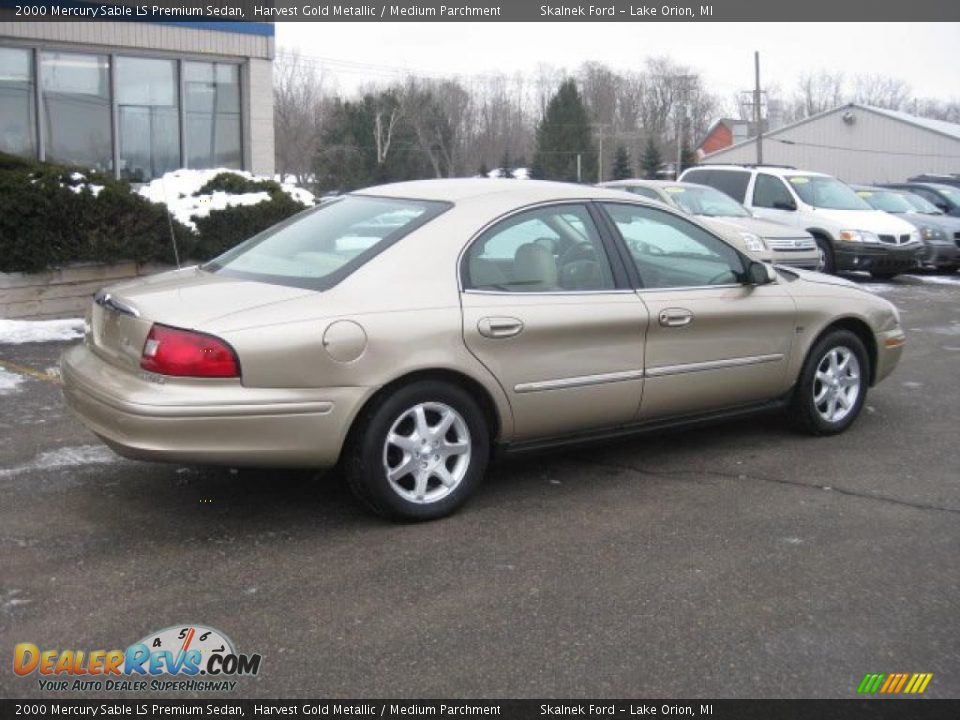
(812, 346, 861, 423)
(382, 402, 472, 504)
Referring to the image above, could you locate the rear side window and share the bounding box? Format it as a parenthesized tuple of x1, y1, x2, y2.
(706, 170, 751, 203)
(752, 174, 795, 209)
(206, 195, 449, 290)
(463, 204, 615, 292)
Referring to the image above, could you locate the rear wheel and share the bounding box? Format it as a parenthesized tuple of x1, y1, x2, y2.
(343, 380, 490, 521)
(791, 329, 869, 435)
(814, 237, 835, 274)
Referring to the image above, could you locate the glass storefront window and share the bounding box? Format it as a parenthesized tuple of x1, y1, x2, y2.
(116, 56, 180, 181)
(40, 51, 112, 171)
(0, 48, 36, 158)
(184, 61, 242, 169)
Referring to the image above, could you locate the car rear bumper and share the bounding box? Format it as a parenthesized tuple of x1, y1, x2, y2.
(835, 244, 922, 273)
(60, 343, 368, 468)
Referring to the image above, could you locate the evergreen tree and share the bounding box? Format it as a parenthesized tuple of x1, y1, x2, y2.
(611, 145, 632, 180)
(499, 150, 513, 179)
(640, 137, 663, 180)
(532, 79, 595, 183)
(680, 141, 698, 175)
(478, 161, 490, 178)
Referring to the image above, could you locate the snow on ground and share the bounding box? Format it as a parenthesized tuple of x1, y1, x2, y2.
(137, 168, 315, 230)
(914, 274, 960, 285)
(0, 445, 118, 478)
(0, 367, 25, 394)
(0, 318, 84, 344)
(485, 167, 530, 179)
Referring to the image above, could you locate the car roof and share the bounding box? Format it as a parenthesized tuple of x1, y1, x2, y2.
(688, 165, 831, 178)
(601, 179, 711, 190)
(353, 178, 649, 204)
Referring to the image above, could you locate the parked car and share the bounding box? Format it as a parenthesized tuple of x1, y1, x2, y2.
(852, 185, 960, 272)
(680, 165, 922, 279)
(61, 180, 906, 520)
(907, 174, 960, 190)
(879, 182, 960, 218)
(598, 179, 820, 270)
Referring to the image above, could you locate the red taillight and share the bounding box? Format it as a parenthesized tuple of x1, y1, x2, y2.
(140, 324, 240, 378)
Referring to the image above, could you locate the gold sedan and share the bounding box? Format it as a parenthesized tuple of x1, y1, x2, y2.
(61, 180, 905, 520)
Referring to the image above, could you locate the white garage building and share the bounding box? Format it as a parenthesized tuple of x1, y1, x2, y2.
(701, 103, 960, 184)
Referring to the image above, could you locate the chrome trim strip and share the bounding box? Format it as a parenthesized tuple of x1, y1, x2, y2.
(464, 289, 636, 297)
(646, 353, 784, 378)
(514, 368, 645, 393)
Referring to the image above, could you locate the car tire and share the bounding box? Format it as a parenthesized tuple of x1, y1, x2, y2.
(815, 237, 835, 274)
(343, 380, 490, 521)
(869, 271, 898, 280)
(791, 329, 870, 436)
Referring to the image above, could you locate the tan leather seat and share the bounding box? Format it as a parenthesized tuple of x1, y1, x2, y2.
(512, 243, 558, 291)
(469, 257, 509, 288)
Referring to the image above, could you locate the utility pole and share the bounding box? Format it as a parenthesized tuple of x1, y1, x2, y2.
(754, 51, 763, 165)
(597, 127, 604, 182)
(576, 153, 582, 183)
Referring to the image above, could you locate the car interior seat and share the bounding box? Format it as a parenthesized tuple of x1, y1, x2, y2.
(512, 243, 558, 291)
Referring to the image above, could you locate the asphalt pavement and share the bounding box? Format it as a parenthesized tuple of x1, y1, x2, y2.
(1, 273, 958, 700)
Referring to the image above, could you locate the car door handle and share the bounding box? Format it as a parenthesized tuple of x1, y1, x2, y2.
(478, 317, 524, 339)
(659, 308, 693, 327)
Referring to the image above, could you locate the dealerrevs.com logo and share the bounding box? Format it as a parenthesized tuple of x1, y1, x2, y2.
(13, 624, 262, 693)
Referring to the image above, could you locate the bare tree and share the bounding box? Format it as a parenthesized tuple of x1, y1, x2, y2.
(851, 74, 912, 110)
(273, 53, 327, 185)
(793, 71, 846, 118)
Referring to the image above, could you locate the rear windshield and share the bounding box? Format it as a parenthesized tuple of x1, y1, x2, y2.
(667, 185, 750, 217)
(787, 176, 871, 210)
(205, 195, 450, 289)
(856, 189, 914, 213)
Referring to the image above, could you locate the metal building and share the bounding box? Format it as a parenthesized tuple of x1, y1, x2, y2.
(0, 21, 275, 180)
(701, 103, 960, 184)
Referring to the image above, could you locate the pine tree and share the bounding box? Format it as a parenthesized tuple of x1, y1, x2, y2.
(640, 137, 662, 180)
(478, 161, 489, 178)
(499, 151, 513, 179)
(612, 145, 632, 180)
(680, 142, 698, 175)
(532, 79, 595, 183)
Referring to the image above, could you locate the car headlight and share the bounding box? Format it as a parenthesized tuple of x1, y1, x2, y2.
(838, 229, 879, 243)
(739, 232, 767, 253)
(920, 226, 945, 241)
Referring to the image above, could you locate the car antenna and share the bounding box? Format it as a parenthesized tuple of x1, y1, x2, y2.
(161, 173, 182, 269)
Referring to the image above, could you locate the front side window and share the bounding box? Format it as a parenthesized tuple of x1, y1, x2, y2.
(786, 175, 871, 210)
(0, 47, 36, 158)
(752, 174, 795, 210)
(207, 195, 449, 289)
(602, 203, 745, 289)
(184, 61, 241, 169)
(116, 57, 180, 181)
(463, 205, 615, 292)
(41, 52, 111, 170)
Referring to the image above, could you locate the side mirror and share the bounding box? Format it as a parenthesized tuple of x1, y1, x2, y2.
(746, 261, 775, 285)
(772, 199, 797, 211)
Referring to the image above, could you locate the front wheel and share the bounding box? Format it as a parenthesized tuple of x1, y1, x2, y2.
(344, 380, 490, 521)
(791, 330, 869, 436)
(815, 237, 835, 274)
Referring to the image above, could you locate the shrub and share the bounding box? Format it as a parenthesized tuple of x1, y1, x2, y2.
(194, 171, 284, 197)
(0, 152, 193, 274)
(191, 190, 308, 260)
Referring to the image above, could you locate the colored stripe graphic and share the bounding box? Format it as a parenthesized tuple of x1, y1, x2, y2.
(857, 672, 932, 694)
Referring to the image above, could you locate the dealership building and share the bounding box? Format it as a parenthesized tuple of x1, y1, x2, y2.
(701, 103, 960, 184)
(0, 21, 275, 180)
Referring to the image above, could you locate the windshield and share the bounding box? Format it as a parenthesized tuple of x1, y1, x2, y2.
(666, 185, 750, 217)
(206, 195, 450, 289)
(856, 189, 914, 213)
(786, 176, 871, 210)
(939, 186, 960, 202)
(900, 192, 943, 214)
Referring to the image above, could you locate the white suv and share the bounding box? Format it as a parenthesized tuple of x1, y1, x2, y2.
(679, 165, 923, 278)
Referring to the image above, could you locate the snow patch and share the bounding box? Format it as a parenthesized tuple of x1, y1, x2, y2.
(0, 367, 25, 394)
(0, 318, 85, 344)
(137, 168, 314, 230)
(485, 167, 530, 180)
(0, 445, 117, 478)
(914, 274, 960, 285)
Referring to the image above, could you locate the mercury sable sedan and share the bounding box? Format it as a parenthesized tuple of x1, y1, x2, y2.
(62, 180, 905, 520)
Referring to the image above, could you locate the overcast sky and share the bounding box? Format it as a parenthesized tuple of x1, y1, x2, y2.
(278, 22, 959, 107)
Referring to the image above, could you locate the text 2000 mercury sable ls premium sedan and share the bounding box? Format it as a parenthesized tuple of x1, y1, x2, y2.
(62, 180, 905, 520)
